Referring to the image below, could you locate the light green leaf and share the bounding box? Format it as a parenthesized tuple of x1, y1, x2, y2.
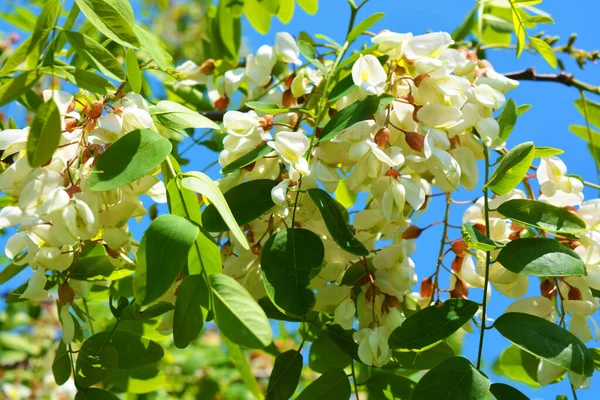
(0, 70, 42, 107)
(181, 171, 249, 249)
(496, 238, 586, 276)
(462, 224, 505, 252)
(0, 30, 50, 75)
(524, 15, 554, 24)
(152, 100, 219, 130)
(266, 350, 303, 400)
(69, 69, 115, 95)
(210, 274, 272, 348)
(297, 368, 351, 400)
(88, 129, 172, 191)
(26, 98, 62, 167)
(297, 0, 318, 14)
(244, 0, 272, 34)
(335, 179, 356, 209)
(173, 274, 208, 348)
(134, 25, 172, 69)
(277, 0, 295, 24)
(125, 48, 142, 93)
(307, 188, 368, 256)
(0, 262, 27, 285)
(494, 312, 594, 377)
(348, 12, 384, 43)
(75, 339, 119, 387)
(497, 199, 586, 234)
(222, 336, 264, 400)
(569, 124, 600, 146)
(74, 0, 139, 47)
(498, 98, 518, 141)
(65, 30, 125, 81)
(388, 299, 479, 351)
(221, 143, 273, 174)
(485, 142, 535, 196)
(134, 214, 199, 305)
(529, 36, 557, 68)
(298, 40, 328, 73)
(511, 7, 526, 57)
(217, 0, 239, 61)
(493, 345, 541, 387)
(410, 356, 490, 400)
(534, 146, 564, 158)
(202, 179, 277, 232)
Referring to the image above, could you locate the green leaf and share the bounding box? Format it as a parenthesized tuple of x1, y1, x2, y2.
(328, 74, 357, 104)
(452, 6, 477, 41)
(388, 299, 479, 351)
(221, 143, 273, 174)
(319, 95, 392, 142)
(484, 14, 514, 33)
(348, 12, 384, 43)
(0, 30, 50, 75)
(410, 356, 490, 400)
(244, 0, 272, 34)
(534, 146, 564, 158)
(298, 40, 328, 73)
(530, 37, 557, 68)
(134, 25, 172, 70)
(125, 48, 142, 93)
(0, 70, 42, 107)
(277, 0, 295, 23)
(97, 330, 164, 370)
(103, 365, 165, 394)
(75, 339, 119, 387)
(266, 350, 303, 400)
(525, 15, 554, 24)
(497, 199, 586, 234)
(152, 100, 220, 131)
(221, 336, 264, 399)
(74, 0, 139, 47)
(517, 104, 532, 115)
(309, 330, 352, 373)
(26, 98, 62, 167)
(569, 125, 600, 145)
(297, 0, 318, 14)
(202, 179, 277, 232)
(173, 274, 208, 348)
(181, 171, 249, 249)
(307, 188, 368, 256)
(52, 342, 71, 386)
(493, 345, 541, 387)
(134, 214, 199, 305)
(462, 224, 505, 252)
(498, 98, 518, 141)
(511, 8, 526, 57)
(69, 244, 115, 280)
(261, 228, 324, 317)
(64, 31, 125, 81)
(210, 273, 273, 348)
(335, 179, 356, 209)
(75, 388, 120, 400)
(494, 312, 594, 377)
(574, 98, 600, 129)
(121, 301, 174, 321)
(489, 383, 529, 400)
(70, 69, 115, 95)
(297, 368, 351, 400)
(0, 262, 26, 285)
(485, 141, 535, 196)
(217, 0, 239, 61)
(496, 238, 586, 276)
(366, 371, 416, 400)
(88, 129, 172, 191)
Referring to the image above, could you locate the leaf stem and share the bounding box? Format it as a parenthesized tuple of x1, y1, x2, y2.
(432, 193, 452, 303)
(351, 360, 360, 399)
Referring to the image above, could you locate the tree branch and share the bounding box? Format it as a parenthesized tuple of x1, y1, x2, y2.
(502, 67, 600, 95)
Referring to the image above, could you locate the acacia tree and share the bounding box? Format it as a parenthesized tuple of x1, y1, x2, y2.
(1, 0, 600, 399)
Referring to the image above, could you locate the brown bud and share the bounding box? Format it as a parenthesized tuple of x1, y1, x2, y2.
(315, 127, 323, 139)
(251, 243, 262, 256)
(66, 185, 81, 198)
(570, 241, 582, 250)
(246, 231, 255, 243)
(84, 101, 103, 119)
(473, 223, 486, 236)
(365, 284, 376, 301)
(386, 295, 401, 310)
(405, 132, 424, 152)
(413, 74, 430, 87)
(149, 203, 158, 220)
(374, 127, 391, 148)
(540, 278, 556, 299)
(451, 240, 468, 256)
(58, 282, 75, 305)
(508, 231, 521, 241)
(105, 246, 121, 259)
(420, 277, 434, 298)
(64, 118, 78, 132)
(215, 95, 229, 111)
(452, 255, 464, 273)
(402, 225, 422, 239)
(450, 278, 468, 299)
(563, 205, 578, 213)
(385, 168, 400, 179)
(81, 144, 104, 166)
(258, 114, 274, 131)
(328, 107, 337, 119)
(285, 74, 296, 89)
(198, 59, 215, 75)
(282, 89, 296, 108)
(244, 161, 256, 172)
(568, 286, 583, 301)
(66, 100, 76, 114)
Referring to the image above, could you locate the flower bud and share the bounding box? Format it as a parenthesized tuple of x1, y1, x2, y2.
(106, 247, 121, 259)
(58, 282, 75, 305)
(402, 225, 422, 239)
(199, 59, 215, 75)
(451, 240, 468, 256)
(386, 295, 401, 310)
(473, 223, 486, 235)
(258, 114, 274, 131)
(374, 127, 391, 148)
(508, 231, 520, 241)
(413, 74, 430, 87)
(244, 161, 256, 171)
(215, 95, 230, 112)
(282, 89, 296, 108)
(246, 231, 255, 243)
(66, 185, 81, 198)
(568, 286, 583, 301)
(450, 278, 468, 299)
(405, 132, 424, 152)
(569, 241, 581, 250)
(420, 277, 434, 298)
(451, 255, 463, 273)
(251, 243, 262, 256)
(149, 203, 158, 220)
(66, 100, 76, 114)
(84, 101, 103, 119)
(328, 107, 337, 119)
(385, 168, 399, 179)
(81, 144, 104, 166)
(540, 278, 556, 299)
(285, 73, 295, 89)
(65, 118, 78, 132)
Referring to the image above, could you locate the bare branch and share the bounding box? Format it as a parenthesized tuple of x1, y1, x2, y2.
(502, 67, 600, 96)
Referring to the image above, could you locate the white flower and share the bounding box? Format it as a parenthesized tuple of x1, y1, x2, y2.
(334, 298, 356, 330)
(20, 268, 50, 301)
(268, 131, 310, 178)
(175, 60, 210, 86)
(60, 306, 75, 343)
(353, 326, 391, 367)
(371, 31, 413, 59)
(537, 156, 584, 207)
(275, 32, 301, 65)
(403, 32, 454, 60)
(271, 179, 290, 205)
(352, 54, 387, 96)
(245, 45, 276, 87)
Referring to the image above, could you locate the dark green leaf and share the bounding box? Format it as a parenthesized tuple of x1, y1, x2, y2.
(52, 342, 71, 386)
(125, 48, 142, 93)
(319, 95, 392, 142)
(75, 388, 120, 400)
(462, 224, 505, 252)
(221, 143, 273, 174)
(71, 69, 115, 94)
(366, 371, 416, 400)
(121, 301, 174, 321)
(388, 299, 479, 351)
(173, 274, 209, 348)
(485, 142, 535, 196)
(64, 31, 125, 81)
(410, 356, 490, 400)
(308, 188, 368, 256)
(498, 98, 517, 141)
(309, 330, 352, 373)
(496, 238, 586, 276)
(494, 312, 594, 377)
(328, 74, 357, 104)
(27, 99, 62, 167)
(452, 6, 477, 41)
(497, 199, 586, 234)
(0, 262, 27, 285)
(75, 340, 118, 388)
(490, 383, 529, 400)
(69, 244, 115, 280)
(266, 350, 303, 400)
(202, 179, 277, 232)
(261, 228, 324, 317)
(0, 70, 42, 107)
(348, 12, 384, 42)
(297, 368, 351, 400)
(134, 214, 199, 305)
(74, 0, 139, 47)
(210, 273, 273, 348)
(88, 128, 172, 191)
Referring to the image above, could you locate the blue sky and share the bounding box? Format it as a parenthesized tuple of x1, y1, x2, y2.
(2, 0, 600, 398)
